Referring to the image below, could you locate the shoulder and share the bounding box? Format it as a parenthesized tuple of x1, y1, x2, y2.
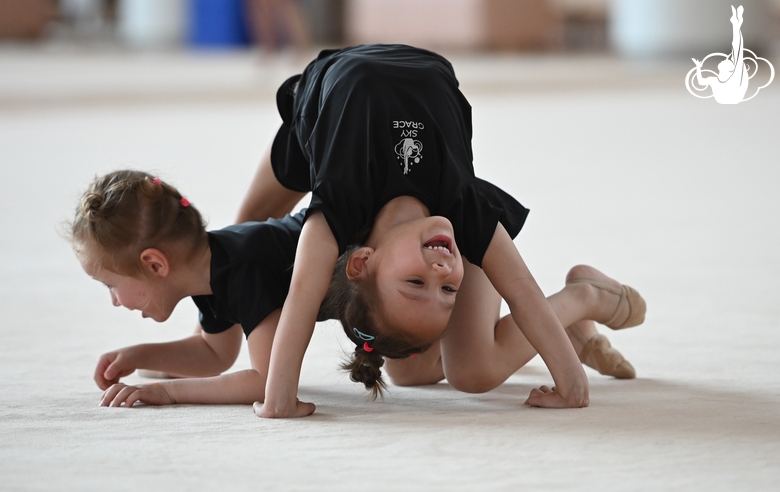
(213, 212, 304, 250)
(209, 212, 304, 272)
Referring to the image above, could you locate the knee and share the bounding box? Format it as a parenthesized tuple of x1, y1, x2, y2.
(446, 368, 500, 394)
(386, 368, 443, 387)
(387, 373, 417, 387)
(389, 374, 444, 387)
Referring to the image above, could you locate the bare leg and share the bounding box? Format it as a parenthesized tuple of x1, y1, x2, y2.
(384, 343, 444, 386)
(385, 262, 639, 391)
(235, 134, 307, 224)
(185, 136, 303, 357)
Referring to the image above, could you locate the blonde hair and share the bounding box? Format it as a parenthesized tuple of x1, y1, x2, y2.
(70, 170, 207, 276)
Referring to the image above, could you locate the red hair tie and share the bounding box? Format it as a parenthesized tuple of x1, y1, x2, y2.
(152, 177, 162, 186)
(363, 341, 374, 353)
(180, 197, 190, 207)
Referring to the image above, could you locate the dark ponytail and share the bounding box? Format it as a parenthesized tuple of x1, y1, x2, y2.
(342, 343, 387, 400)
(320, 247, 432, 399)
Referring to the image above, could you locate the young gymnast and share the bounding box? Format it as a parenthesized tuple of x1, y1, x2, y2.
(72, 166, 636, 409)
(71, 169, 310, 407)
(255, 44, 646, 418)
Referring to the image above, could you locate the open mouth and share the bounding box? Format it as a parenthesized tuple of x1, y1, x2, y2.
(423, 235, 453, 255)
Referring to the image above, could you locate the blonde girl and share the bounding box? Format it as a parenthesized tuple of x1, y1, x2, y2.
(71, 169, 311, 407)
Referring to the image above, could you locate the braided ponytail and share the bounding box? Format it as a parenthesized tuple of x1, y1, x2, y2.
(321, 247, 432, 399)
(342, 344, 387, 399)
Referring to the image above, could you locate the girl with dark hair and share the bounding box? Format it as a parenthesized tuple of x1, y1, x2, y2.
(255, 44, 646, 416)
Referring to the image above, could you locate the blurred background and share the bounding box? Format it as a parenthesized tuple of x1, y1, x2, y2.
(2, 0, 779, 53)
(1, 0, 779, 111)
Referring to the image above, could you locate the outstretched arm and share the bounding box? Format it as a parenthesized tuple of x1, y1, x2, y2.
(93, 323, 243, 390)
(256, 211, 339, 418)
(481, 224, 589, 408)
(100, 310, 280, 407)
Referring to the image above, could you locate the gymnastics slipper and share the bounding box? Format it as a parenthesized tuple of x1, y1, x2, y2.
(566, 278, 646, 330)
(566, 322, 636, 379)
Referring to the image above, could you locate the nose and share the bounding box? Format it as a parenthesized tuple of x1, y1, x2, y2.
(431, 260, 453, 276)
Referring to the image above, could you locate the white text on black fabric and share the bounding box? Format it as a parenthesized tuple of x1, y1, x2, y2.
(393, 120, 425, 137)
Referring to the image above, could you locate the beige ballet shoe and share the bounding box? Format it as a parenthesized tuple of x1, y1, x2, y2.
(566, 324, 636, 379)
(566, 278, 646, 330)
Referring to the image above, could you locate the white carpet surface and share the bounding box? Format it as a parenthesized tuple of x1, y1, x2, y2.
(1, 48, 778, 491)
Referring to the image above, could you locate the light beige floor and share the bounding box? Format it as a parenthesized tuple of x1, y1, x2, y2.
(1, 47, 778, 491)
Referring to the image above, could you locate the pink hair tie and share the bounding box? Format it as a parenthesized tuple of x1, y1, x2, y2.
(363, 341, 374, 353)
(152, 177, 162, 186)
(180, 197, 190, 207)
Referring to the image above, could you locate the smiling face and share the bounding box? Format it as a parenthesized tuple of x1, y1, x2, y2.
(367, 216, 464, 344)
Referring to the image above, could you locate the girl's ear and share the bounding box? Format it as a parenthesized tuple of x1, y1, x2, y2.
(139, 248, 170, 278)
(346, 247, 375, 280)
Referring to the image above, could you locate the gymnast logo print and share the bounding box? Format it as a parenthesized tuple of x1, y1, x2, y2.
(395, 138, 423, 175)
(685, 5, 774, 104)
(393, 120, 424, 174)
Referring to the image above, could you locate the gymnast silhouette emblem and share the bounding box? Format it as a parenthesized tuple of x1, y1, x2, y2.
(395, 138, 423, 174)
(685, 5, 774, 104)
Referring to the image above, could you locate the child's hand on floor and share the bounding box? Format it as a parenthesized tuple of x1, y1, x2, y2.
(253, 399, 316, 419)
(524, 384, 590, 409)
(94, 349, 138, 390)
(100, 382, 174, 407)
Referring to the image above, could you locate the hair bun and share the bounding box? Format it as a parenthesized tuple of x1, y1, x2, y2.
(81, 192, 105, 221)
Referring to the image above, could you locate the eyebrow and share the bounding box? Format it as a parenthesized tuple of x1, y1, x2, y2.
(397, 289, 456, 310)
